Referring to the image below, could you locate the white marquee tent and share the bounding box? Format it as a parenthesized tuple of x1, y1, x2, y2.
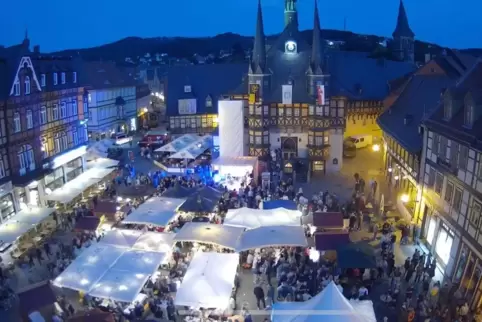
(173, 222, 245, 250)
(271, 282, 376, 322)
(88, 269, 149, 303)
(133, 232, 176, 253)
(169, 135, 212, 160)
(0, 207, 56, 243)
(224, 207, 301, 230)
(155, 134, 198, 153)
(99, 229, 143, 248)
(121, 197, 186, 227)
(236, 225, 308, 252)
(175, 252, 239, 309)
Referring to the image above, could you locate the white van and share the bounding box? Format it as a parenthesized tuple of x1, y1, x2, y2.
(346, 135, 373, 149)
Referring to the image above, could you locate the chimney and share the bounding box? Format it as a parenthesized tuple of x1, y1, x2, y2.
(425, 53, 431, 63)
(33, 45, 40, 54)
(404, 114, 413, 125)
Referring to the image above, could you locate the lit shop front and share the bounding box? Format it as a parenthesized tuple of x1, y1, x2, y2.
(0, 182, 16, 223)
(424, 210, 460, 275)
(44, 146, 87, 195)
(452, 242, 482, 310)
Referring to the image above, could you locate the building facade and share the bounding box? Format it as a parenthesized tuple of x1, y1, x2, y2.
(136, 83, 151, 129)
(0, 39, 89, 209)
(83, 62, 137, 139)
(377, 54, 476, 225)
(165, 0, 415, 176)
(420, 60, 482, 309)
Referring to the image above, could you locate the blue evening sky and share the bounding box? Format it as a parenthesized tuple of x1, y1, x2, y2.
(0, 0, 480, 52)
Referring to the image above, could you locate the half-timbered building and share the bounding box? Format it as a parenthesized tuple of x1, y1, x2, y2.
(165, 0, 415, 176)
(1, 38, 88, 208)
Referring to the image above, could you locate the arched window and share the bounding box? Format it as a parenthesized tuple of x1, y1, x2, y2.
(25, 76, 31, 95)
(13, 112, 21, 133)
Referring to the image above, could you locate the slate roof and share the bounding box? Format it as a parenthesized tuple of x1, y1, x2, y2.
(81, 61, 137, 90)
(165, 63, 247, 116)
(425, 60, 482, 149)
(378, 74, 454, 153)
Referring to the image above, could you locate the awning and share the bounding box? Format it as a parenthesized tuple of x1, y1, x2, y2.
(173, 222, 245, 250)
(0, 220, 36, 243)
(98, 229, 143, 248)
(155, 134, 198, 153)
(121, 197, 186, 227)
(161, 184, 196, 198)
(224, 207, 301, 230)
(175, 252, 239, 309)
(195, 186, 223, 201)
(168, 135, 212, 160)
(236, 225, 307, 252)
(132, 232, 175, 253)
(11, 207, 56, 225)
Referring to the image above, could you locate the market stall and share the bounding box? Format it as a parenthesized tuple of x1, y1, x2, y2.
(155, 134, 198, 153)
(236, 225, 308, 252)
(121, 197, 186, 227)
(175, 252, 239, 309)
(173, 222, 245, 250)
(161, 184, 196, 199)
(224, 207, 302, 230)
(212, 156, 258, 190)
(271, 282, 376, 322)
(98, 229, 143, 248)
(177, 194, 217, 213)
(195, 186, 224, 201)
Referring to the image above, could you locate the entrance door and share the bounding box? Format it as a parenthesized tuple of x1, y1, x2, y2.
(281, 137, 298, 160)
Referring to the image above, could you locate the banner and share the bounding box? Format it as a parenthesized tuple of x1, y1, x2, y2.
(249, 84, 260, 104)
(282, 85, 293, 104)
(316, 85, 325, 105)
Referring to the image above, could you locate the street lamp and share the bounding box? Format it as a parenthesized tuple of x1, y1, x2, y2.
(372, 144, 380, 152)
(400, 194, 410, 203)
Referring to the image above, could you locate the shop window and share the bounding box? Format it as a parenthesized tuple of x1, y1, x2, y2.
(426, 217, 436, 245)
(435, 224, 454, 265)
(0, 194, 15, 222)
(45, 167, 65, 190)
(454, 245, 469, 283)
(313, 161, 324, 171)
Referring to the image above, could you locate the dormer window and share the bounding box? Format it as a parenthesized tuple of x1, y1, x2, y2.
(206, 96, 213, 108)
(184, 85, 191, 93)
(24, 76, 31, 95)
(40, 74, 46, 87)
(53, 73, 58, 85)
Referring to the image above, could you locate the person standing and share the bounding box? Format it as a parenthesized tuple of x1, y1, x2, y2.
(253, 284, 266, 309)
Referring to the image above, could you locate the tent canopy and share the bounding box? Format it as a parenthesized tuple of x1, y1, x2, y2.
(132, 232, 175, 253)
(262, 200, 298, 210)
(98, 230, 143, 248)
(175, 252, 239, 309)
(169, 135, 212, 160)
(236, 225, 307, 252)
(0, 221, 36, 244)
(121, 197, 186, 227)
(155, 134, 198, 153)
(195, 186, 223, 201)
(271, 282, 376, 322)
(173, 222, 245, 250)
(224, 207, 301, 230)
(177, 194, 217, 213)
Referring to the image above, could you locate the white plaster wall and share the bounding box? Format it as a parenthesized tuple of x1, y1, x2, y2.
(327, 128, 343, 172)
(269, 130, 281, 150)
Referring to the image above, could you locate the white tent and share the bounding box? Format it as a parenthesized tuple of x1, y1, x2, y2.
(173, 222, 245, 250)
(99, 230, 143, 248)
(53, 244, 126, 292)
(88, 268, 149, 303)
(121, 197, 186, 227)
(0, 221, 35, 244)
(211, 156, 258, 177)
(224, 207, 301, 230)
(271, 282, 376, 322)
(133, 232, 175, 253)
(175, 252, 239, 309)
(155, 134, 198, 153)
(110, 250, 168, 275)
(87, 139, 115, 159)
(169, 135, 212, 160)
(236, 225, 307, 252)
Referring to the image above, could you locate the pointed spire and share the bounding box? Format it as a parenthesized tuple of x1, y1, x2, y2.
(251, 0, 266, 74)
(309, 0, 323, 74)
(24, 28, 29, 40)
(393, 0, 415, 38)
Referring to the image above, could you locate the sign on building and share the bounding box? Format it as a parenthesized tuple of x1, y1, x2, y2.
(178, 99, 197, 114)
(282, 85, 293, 104)
(249, 84, 260, 105)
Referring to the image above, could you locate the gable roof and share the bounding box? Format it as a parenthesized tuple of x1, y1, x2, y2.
(81, 61, 137, 89)
(378, 74, 454, 153)
(165, 63, 247, 116)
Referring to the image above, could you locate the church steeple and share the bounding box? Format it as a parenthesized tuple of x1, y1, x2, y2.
(392, 0, 415, 38)
(309, 0, 323, 75)
(250, 0, 267, 74)
(284, 0, 298, 29)
(392, 0, 415, 62)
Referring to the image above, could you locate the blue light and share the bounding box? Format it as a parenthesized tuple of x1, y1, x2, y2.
(213, 174, 222, 183)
